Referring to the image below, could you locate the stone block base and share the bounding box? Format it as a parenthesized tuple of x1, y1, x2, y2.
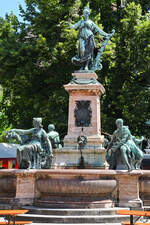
(118, 198, 143, 208)
(35, 197, 114, 209)
(2, 169, 150, 209)
(64, 134, 104, 147)
(53, 147, 108, 169)
(0, 197, 34, 207)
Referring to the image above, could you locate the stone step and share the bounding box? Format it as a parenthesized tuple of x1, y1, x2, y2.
(32, 224, 121, 225)
(16, 213, 130, 223)
(24, 206, 129, 216)
(35, 198, 114, 208)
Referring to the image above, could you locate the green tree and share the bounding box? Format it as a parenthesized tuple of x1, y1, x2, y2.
(0, 0, 150, 139)
(0, 1, 78, 135)
(0, 0, 109, 136)
(101, 2, 150, 136)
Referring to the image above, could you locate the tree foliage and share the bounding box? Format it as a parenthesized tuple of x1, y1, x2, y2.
(0, 0, 150, 138)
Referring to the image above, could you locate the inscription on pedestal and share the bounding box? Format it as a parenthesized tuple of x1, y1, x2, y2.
(74, 100, 92, 127)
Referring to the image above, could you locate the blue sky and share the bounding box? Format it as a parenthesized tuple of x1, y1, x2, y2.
(0, 0, 26, 21)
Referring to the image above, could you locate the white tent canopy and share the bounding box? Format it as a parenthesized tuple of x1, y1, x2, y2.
(0, 143, 18, 158)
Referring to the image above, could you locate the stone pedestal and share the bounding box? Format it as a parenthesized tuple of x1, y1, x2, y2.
(53, 148, 107, 169)
(15, 170, 35, 205)
(64, 72, 105, 148)
(116, 170, 143, 208)
(62, 72, 106, 168)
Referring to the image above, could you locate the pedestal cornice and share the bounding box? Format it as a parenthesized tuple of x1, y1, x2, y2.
(64, 83, 105, 96)
(72, 72, 98, 79)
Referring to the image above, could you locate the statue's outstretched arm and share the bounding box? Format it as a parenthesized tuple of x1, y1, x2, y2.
(69, 23, 75, 29)
(11, 128, 33, 135)
(69, 21, 80, 30)
(94, 23, 115, 38)
(98, 28, 109, 37)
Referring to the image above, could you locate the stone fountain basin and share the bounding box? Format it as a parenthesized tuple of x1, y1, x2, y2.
(36, 178, 116, 195)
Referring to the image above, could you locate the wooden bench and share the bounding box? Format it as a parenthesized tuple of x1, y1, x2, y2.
(0, 210, 32, 225)
(121, 221, 150, 225)
(117, 210, 150, 225)
(0, 221, 32, 225)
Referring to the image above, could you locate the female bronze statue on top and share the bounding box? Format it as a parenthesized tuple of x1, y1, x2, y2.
(69, 6, 115, 71)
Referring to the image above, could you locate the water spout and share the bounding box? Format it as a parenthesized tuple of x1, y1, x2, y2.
(77, 128, 87, 169)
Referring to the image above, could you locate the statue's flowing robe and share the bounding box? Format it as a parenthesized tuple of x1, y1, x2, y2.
(72, 20, 104, 65)
(108, 126, 144, 169)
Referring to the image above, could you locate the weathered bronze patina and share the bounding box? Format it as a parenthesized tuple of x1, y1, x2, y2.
(69, 6, 115, 71)
(106, 118, 144, 171)
(7, 118, 53, 169)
